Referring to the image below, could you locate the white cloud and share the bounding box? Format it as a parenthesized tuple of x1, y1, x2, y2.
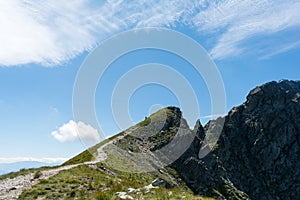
(193, 0, 300, 59)
(200, 114, 226, 119)
(51, 120, 100, 143)
(0, 157, 67, 164)
(0, 0, 300, 66)
(260, 39, 300, 60)
(0, 0, 198, 66)
(0, 0, 101, 66)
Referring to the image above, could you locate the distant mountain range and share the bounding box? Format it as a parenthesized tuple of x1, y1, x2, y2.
(0, 161, 60, 175)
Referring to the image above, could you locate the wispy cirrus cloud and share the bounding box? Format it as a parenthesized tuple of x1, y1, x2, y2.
(260, 39, 300, 60)
(0, 0, 198, 66)
(0, 0, 100, 66)
(194, 0, 300, 59)
(0, 0, 300, 66)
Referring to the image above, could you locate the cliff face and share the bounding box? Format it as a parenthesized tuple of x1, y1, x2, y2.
(217, 80, 300, 199)
(172, 80, 300, 199)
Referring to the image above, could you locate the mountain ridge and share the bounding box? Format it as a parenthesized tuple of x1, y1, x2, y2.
(171, 80, 300, 199)
(1, 80, 300, 199)
(61, 80, 300, 199)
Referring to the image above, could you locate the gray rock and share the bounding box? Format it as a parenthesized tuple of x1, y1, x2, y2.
(171, 80, 300, 200)
(151, 178, 172, 188)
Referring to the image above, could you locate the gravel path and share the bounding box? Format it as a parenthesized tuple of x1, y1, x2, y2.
(0, 164, 80, 200)
(0, 127, 137, 200)
(85, 126, 138, 164)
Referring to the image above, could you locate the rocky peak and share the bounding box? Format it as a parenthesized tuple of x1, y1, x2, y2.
(171, 80, 300, 199)
(245, 80, 300, 112)
(115, 106, 190, 153)
(193, 119, 205, 141)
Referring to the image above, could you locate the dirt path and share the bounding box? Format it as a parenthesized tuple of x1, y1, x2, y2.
(0, 127, 138, 200)
(85, 126, 138, 164)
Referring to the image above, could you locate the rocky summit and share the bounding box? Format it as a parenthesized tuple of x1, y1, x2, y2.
(1, 80, 300, 200)
(172, 80, 300, 199)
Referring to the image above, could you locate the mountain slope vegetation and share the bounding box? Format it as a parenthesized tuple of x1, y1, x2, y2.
(1, 80, 299, 200)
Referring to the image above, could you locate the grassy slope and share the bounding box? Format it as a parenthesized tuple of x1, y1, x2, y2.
(19, 162, 213, 200)
(18, 107, 216, 199)
(0, 133, 117, 182)
(62, 131, 125, 166)
(2, 107, 215, 199)
(63, 107, 177, 166)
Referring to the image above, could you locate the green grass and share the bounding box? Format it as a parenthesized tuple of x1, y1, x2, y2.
(33, 171, 42, 179)
(19, 162, 214, 200)
(137, 116, 151, 126)
(103, 150, 144, 173)
(62, 140, 106, 166)
(137, 107, 178, 127)
(16, 107, 217, 199)
(63, 107, 180, 166)
(62, 131, 126, 166)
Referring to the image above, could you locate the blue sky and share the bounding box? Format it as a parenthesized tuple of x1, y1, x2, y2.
(0, 0, 300, 163)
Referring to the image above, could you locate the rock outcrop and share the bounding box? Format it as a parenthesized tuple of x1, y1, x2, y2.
(172, 80, 300, 199)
